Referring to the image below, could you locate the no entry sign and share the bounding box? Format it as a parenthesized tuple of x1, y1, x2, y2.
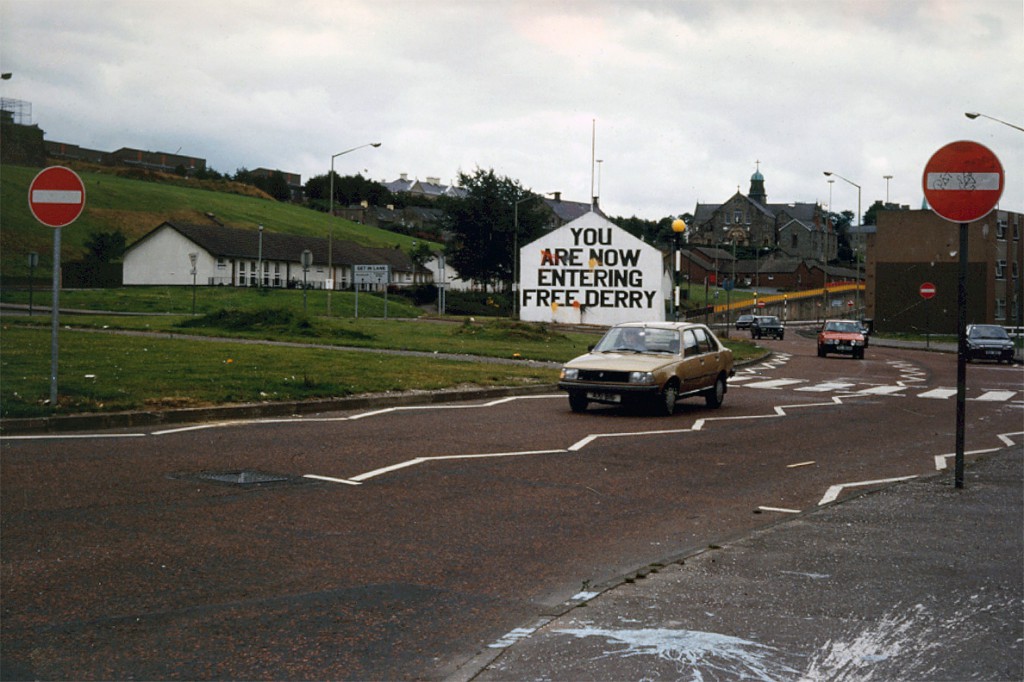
(28, 166, 86, 228)
(919, 282, 936, 299)
(922, 141, 1003, 223)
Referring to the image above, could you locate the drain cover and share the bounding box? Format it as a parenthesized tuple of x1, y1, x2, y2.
(194, 470, 292, 485)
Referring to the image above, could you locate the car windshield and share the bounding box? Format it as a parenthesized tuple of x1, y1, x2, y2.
(594, 326, 679, 354)
(824, 321, 861, 333)
(758, 317, 780, 324)
(969, 326, 1010, 340)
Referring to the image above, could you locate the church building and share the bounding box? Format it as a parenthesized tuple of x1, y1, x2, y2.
(690, 166, 837, 262)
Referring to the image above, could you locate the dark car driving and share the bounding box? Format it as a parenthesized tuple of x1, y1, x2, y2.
(750, 315, 784, 340)
(965, 324, 1015, 364)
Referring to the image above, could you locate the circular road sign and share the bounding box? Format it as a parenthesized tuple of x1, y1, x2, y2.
(28, 166, 86, 228)
(920, 281, 937, 300)
(922, 141, 1004, 223)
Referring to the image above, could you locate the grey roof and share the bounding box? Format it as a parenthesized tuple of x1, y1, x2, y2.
(130, 222, 413, 271)
(543, 196, 594, 223)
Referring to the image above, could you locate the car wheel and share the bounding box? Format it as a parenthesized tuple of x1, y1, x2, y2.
(704, 374, 726, 408)
(779, 333, 784, 340)
(854, 348, 865, 360)
(817, 345, 826, 357)
(656, 381, 678, 416)
(568, 392, 588, 413)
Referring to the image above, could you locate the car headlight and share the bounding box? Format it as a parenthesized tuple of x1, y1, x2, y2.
(560, 368, 579, 381)
(629, 371, 655, 384)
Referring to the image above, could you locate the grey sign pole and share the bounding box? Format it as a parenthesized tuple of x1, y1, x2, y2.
(50, 228, 61, 406)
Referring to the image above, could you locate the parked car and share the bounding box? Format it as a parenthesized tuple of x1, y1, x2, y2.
(817, 319, 867, 359)
(735, 314, 755, 330)
(965, 324, 1015, 363)
(558, 322, 735, 415)
(751, 315, 784, 340)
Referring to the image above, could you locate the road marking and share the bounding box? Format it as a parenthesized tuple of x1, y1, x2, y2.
(972, 390, 1017, 402)
(758, 506, 802, 514)
(933, 431, 1022, 470)
(742, 378, 806, 390)
(787, 461, 815, 468)
(0, 432, 147, 440)
(303, 474, 362, 485)
(818, 475, 919, 505)
(856, 385, 906, 396)
(919, 388, 958, 400)
(795, 382, 856, 392)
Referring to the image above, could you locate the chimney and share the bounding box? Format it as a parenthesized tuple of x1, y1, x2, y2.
(400, 173, 408, 181)
(552, 192, 561, 202)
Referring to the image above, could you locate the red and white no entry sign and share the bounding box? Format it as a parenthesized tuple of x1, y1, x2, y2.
(919, 282, 936, 300)
(922, 141, 1003, 224)
(28, 166, 86, 228)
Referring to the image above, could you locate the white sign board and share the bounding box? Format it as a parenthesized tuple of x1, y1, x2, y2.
(354, 264, 390, 284)
(519, 211, 665, 325)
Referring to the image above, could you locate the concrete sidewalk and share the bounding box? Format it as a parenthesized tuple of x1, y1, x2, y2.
(461, 447, 1023, 681)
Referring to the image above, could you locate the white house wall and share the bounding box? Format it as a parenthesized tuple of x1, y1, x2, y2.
(519, 211, 666, 325)
(123, 227, 209, 285)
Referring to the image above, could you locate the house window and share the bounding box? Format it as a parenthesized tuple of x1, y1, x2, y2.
(734, 211, 742, 224)
(791, 233, 798, 249)
(216, 258, 226, 269)
(996, 219, 1007, 240)
(1014, 262, 1020, 281)
(996, 259, 1007, 280)
(995, 297, 1006, 320)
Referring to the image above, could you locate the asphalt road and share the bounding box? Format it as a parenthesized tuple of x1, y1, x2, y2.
(2, 336, 1021, 680)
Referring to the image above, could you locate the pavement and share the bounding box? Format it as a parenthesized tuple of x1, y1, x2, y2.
(455, 445, 1023, 681)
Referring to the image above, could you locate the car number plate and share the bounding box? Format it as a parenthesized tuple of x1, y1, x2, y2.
(587, 391, 621, 403)
(986, 350, 1000, 356)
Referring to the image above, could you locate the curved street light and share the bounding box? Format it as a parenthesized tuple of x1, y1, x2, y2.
(327, 142, 382, 315)
(965, 112, 1024, 133)
(824, 171, 863, 313)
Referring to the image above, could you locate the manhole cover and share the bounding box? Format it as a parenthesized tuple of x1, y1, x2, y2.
(193, 470, 293, 486)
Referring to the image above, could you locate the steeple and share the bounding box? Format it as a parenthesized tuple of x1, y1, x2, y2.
(748, 160, 767, 204)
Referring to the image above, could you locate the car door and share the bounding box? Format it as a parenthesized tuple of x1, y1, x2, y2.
(679, 329, 706, 394)
(689, 327, 718, 390)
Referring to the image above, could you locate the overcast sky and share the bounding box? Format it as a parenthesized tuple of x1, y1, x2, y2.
(2, 0, 1022, 222)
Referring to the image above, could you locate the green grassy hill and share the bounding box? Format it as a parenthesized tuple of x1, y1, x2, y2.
(0, 163, 431, 278)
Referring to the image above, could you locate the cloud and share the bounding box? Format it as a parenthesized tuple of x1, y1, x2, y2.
(2, 0, 1021, 219)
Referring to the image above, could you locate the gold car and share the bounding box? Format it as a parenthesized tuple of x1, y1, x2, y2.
(558, 322, 735, 415)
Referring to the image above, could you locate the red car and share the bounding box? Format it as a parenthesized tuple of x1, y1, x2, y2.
(817, 319, 867, 359)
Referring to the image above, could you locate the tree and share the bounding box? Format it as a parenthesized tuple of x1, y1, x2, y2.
(304, 172, 393, 209)
(84, 230, 127, 263)
(440, 168, 546, 292)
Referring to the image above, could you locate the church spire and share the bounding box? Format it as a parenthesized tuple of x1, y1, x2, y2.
(748, 160, 767, 204)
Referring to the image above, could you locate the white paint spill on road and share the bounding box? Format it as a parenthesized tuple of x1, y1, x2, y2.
(553, 626, 803, 680)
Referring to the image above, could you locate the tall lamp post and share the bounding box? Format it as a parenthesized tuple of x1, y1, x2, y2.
(964, 111, 1024, 132)
(257, 223, 264, 290)
(966, 111, 1024, 334)
(328, 142, 382, 315)
(671, 219, 686, 320)
(824, 171, 862, 312)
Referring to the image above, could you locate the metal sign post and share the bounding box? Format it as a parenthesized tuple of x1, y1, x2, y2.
(27, 166, 86, 410)
(354, 264, 391, 319)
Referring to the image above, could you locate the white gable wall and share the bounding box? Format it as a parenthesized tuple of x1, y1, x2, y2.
(519, 211, 666, 325)
(123, 226, 214, 285)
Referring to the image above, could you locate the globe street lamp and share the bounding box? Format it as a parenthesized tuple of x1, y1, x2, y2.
(965, 112, 1024, 132)
(328, 142, 382, 315)
(671, 218, 686, 320)
(823, 171, 862, 311)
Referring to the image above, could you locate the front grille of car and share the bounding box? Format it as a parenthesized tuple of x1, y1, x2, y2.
(578, 369, 632, 383)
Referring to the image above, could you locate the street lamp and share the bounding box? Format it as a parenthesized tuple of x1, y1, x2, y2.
(965, 111, 1024, 132)
(671, 218, 687, 320)
(824, 171, 862, 311)
(328, 142, 382, 315)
